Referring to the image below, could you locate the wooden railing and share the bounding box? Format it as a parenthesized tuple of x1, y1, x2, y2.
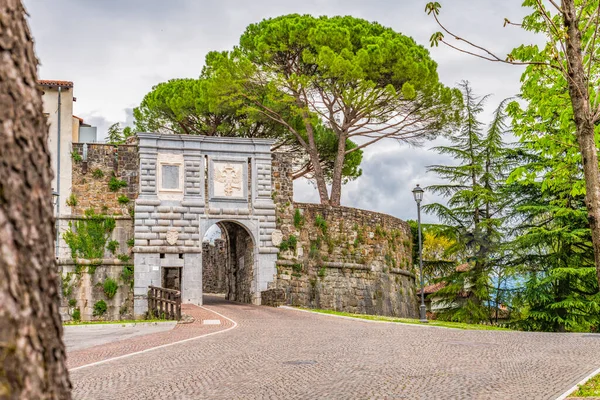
(147, 286, 181, 320)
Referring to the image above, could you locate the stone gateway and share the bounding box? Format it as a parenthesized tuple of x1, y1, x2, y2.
(132, 134, 278, 316)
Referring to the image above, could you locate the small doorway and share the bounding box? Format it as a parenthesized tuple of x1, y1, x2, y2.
(162, 267, 182, 291)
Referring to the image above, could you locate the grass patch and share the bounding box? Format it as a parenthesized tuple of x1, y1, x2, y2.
(63, 318, 170, 326)
(569, 373, 600, 397)
(302, 308, 512, 331)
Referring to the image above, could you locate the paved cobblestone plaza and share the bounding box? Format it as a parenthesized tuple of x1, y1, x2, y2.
(69, 296, 600, 399)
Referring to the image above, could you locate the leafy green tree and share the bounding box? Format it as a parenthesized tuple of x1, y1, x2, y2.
(506, 149, 599, 332)
(106, 122, 134, 145)
(426, 0, 600, 287)
(208, 14, 461, 205)
(106, 122, 123, 145)
(134, 77, 363, 182)
(424, 82, 513, 323)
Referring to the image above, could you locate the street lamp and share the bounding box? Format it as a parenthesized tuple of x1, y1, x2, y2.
(412, 184, 427, 323)
(52, 190, 59, 207)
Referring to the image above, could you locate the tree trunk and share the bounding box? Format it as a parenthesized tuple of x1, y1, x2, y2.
(562, 0, 600, 287)
(0, 1, 72, 398)
(296, 100, 330, 205)
(329, 132, 347, 206)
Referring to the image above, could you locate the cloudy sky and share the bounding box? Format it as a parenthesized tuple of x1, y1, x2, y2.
(25, 0, 539, 223)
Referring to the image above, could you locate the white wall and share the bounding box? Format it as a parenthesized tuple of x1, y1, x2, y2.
(42, 86, 74, 216)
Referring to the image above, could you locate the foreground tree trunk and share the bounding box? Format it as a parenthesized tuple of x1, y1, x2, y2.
(562, 0, 600, 286)
(0, 1, 72, 398)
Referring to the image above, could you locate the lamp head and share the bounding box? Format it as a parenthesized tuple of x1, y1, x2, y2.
(412, 184, 424, 204)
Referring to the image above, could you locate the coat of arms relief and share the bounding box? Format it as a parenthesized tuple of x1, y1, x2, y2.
(214, 162, 243, 198)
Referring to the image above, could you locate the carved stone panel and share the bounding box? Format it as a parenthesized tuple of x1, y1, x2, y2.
(213, 162, 244, 198)
(208, 157, 248, 203)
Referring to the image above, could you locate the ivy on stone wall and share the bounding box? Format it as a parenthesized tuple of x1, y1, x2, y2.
(63, 208, 116, 264)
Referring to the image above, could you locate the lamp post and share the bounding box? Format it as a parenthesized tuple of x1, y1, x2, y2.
(412, 184, 428, 323)
(52, 190, 59, 258)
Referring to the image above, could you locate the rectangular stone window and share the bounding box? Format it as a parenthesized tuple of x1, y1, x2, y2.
(161, 164, 180, 190)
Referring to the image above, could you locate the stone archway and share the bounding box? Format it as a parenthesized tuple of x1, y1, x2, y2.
(202, 221, 256, 303)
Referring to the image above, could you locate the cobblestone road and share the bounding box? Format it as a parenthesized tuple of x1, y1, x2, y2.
(70, 296, 600, 399)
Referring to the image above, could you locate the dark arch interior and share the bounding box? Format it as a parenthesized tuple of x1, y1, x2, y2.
(202, 221, 254, 303)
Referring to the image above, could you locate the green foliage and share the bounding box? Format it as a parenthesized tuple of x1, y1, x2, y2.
(106, 240, 119, 255)
(71, 151, 82, 162)
(106, 122, 130, 145)
(423, 82, 514, 324)
(278, 235, 298, 252)
(127, 238, 135, 248)
(92, 168, 104, 179)
(293, 209, 304, 229)
(93, 300, 107, 317)
(63, 208, 116, 261)
(117, 254, 131, 263)
(203, 14, 460, 203)
(66, 193, 78, 207)
(506, 147, 600, 332)
(121, 265, 134, 283)
(108, 175, 127, 192)
(314, 214, 327, 235)
(292, 263, 303, 274)
(318, 267, 327, 278)
(71, 308, 81, 321)
(68, 298, 77, 308)
(103, 278, 118, 299)
(117, 195, 130, 205)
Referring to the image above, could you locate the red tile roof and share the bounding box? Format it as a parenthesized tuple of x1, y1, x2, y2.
(38, 80, 73, 88)
(422, 282, 446, 294)
(456, 263, 471, 272)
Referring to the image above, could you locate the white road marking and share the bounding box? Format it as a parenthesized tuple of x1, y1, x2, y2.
(69, 305, 237, 372)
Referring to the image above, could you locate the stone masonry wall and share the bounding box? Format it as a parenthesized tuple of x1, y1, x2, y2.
(59, 142, 137, 321)
(58, 216, 134, 321)
(71, 143, 138, 216)
(202, 239, 227, 293)
(269, 153, 419, 318)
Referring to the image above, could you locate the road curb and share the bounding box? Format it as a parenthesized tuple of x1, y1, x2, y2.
(555, 366, 600, 400)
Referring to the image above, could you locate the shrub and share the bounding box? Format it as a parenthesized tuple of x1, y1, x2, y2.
(71, 308, 81, 321)
(121, 265, 134, 282)
(71, 151, 82, 162)
(127, 238, 135, 247)
(92, 168, 104, 178)
(292, 263, 303, 273)
(318, 267, 327, 278)
(103, 278, 118, 299)
(279, 235, 298, 252)
(117, 253, 131, 263)
(315, 214, 327, 235)
(117, 195, 130, 204)
(293, 209, 305, 229)
(108, 175, 127, 191)
(68, 298, 77, 307)
(93, 300, 107, 316)
(106, 240, 119, 255)
(66, 193, 78, 207)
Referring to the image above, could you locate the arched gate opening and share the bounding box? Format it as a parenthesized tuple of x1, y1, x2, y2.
(202, 221, 255, 303)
